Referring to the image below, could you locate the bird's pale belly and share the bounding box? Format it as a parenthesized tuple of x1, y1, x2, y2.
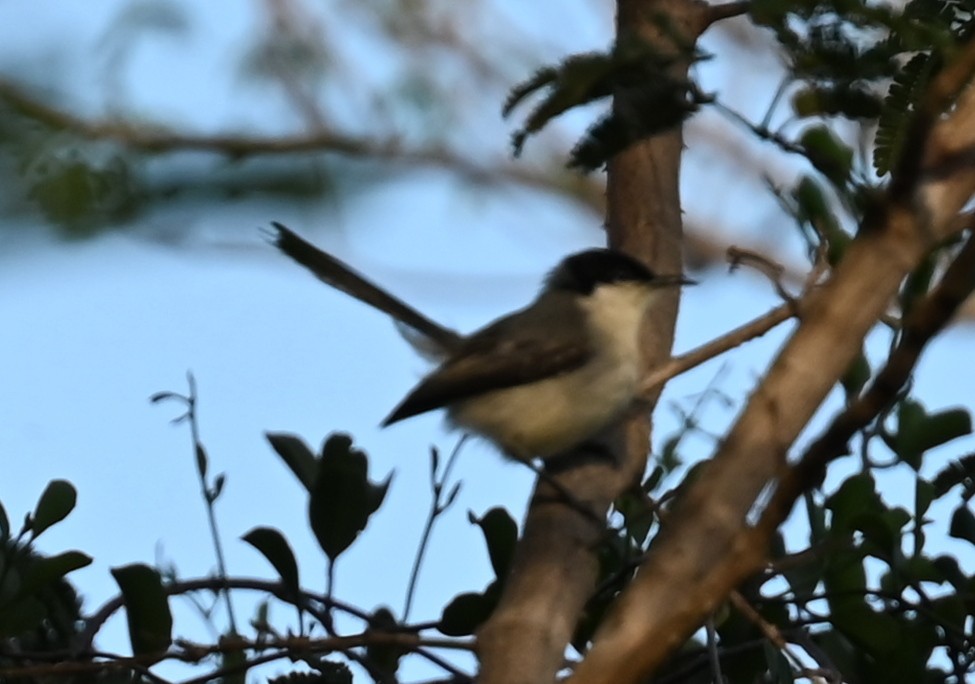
(448, 357, 639, 459)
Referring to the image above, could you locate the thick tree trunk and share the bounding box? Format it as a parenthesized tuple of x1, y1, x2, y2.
(475, 2, 704, 682)
(568, 33, 975, 684)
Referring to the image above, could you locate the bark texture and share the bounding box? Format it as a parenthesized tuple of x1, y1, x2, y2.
(476, 1, 705, 682)
(568, 34, 975, 684)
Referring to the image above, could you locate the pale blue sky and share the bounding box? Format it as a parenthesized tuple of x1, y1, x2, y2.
(2, 1, 973, 680)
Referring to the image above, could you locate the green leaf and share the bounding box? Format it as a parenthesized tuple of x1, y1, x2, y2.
(321, 660, 354, 684)
(506, 38, 682, 155)
(569, 76, 701, 171)
(643, 466, 664, 493)
(22, 551, 92, 594)
(800, 124, 853, 186)
(429, 446, 440, 481)
(792, 176, 850, 265)
(780, 549, 824, 600)
(504, 37, 704, 168)
(948, 505, 975, 546)
(932, 554, 967, 590)
(915, 478, 936, 519)
(110, 563, 173, 658)
(242, 526, 300, 597)
(827, 474, 910, 557)
(901, 253, 936, 317)
(891, 401, 972, 470)
(840, 349, 871, 402)
(923, 408, 973, 450)
(30, 480, 77, 539)
(933, 452, 975, 497)
(0, 552, 20, 606)
(874, 53, 935, 176)
(0, 500, 8, 541)
(209, 473, 226, 502)
(658, 434, 682, 471)
(822, 551, 903, 660)
(893, 555, 950, 586)
(804, 490, 827, 543)
(308, 434, 391, 561)
(614, 488, 655, 545)
(507, 52, 616, 155)
(252, 600, 271, 632)
(763, 640, 794, 683)
(27, 153, 139, 232)
(266, 432, 319, 491)
(195, 443, 208, 480)
(502, 65, 561, 119)
(891, 400, 928, 469)
(0, 596, 48, 636)
(857, 507, 911, 557)
(438, 581, 501, 636)
(929, 594, 967, 638)
(470, 507, 517, 581)
(827, 473, 882, 534)
(791, 84, 883, 119)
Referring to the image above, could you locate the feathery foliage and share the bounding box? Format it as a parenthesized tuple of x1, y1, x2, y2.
(504, 35, 706, 170)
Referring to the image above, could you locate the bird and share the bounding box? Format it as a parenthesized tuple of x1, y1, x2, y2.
(379, 248, 693, 461)
(269, 224, 692, 463)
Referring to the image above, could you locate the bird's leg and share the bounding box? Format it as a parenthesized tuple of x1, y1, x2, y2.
(520, 459, 605, 526)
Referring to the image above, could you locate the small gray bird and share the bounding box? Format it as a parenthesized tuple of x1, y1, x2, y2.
(270, 224, 692, 462)
(380, 249, 692, 461)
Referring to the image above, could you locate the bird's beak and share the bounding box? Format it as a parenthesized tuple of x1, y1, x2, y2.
(652, 274, 696, 288)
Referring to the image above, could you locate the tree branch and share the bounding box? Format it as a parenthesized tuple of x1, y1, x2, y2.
(76, 576, 471, 679)
(568, 32, 975, 684)
(761, 229, 975, 525)
(700, 1, 751, 29)
(476, 1, 708, 683)
(1, 631, 474, 681)
(0, 74, 843, 307)
(639, 300, 795, 397)
(0, 76, 604, 213)
(78, 576, 369, 648)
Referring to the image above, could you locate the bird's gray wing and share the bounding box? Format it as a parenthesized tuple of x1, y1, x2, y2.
(382, 310, 592, 425)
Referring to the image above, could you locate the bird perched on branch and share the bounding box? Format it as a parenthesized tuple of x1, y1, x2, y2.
(270, 222, 692, 463)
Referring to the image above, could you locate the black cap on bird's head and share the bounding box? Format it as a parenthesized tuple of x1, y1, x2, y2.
(546, 248, 694, 296)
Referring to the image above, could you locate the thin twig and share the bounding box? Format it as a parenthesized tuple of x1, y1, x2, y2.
(727, 591, 828, 680)
(76, 576, 472, 679)
(2, 631, 475, 681)
(639, 302, 796, 398)
(760, 75, 791, 133)
(151, 374, 239, 634)
(78, 577, 369, 649)
(324, 559, 337, 635)
(0, 651, 179, 682)
(787, 632, 842, 684)
(404, 438, 466, 620)
(710, 98, 806, 157)
(704, 616, 723, 683)
(295, 597, 473, 680)
(0, 77, 601, 208)
(727, 246, 796, 304)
